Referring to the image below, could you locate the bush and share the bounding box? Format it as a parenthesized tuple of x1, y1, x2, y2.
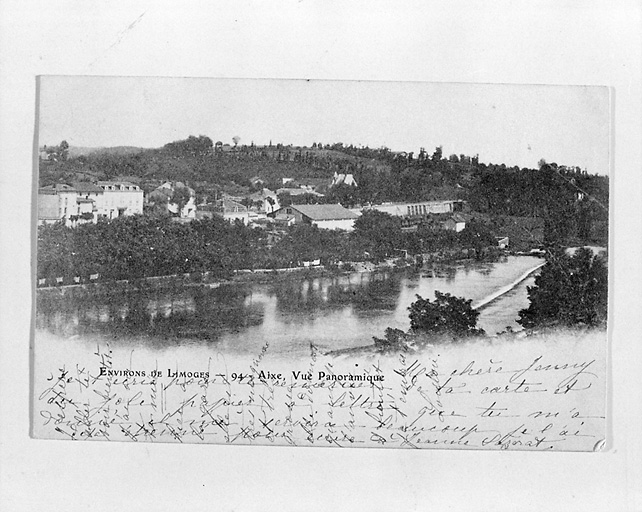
(373, 328, 412, 353)
(518, 247, 608, 328)
(408, 291, 484, 338)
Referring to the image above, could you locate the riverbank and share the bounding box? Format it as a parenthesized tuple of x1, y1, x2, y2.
(326, 324, 606, 358)
(36, 255, 545, 359)
(36, 246, 515, 295)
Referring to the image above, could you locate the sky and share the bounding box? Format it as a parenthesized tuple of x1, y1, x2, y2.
(38, 76, 610, 174)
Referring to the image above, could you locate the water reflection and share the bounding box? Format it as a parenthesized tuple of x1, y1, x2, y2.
(36, 256, 543, 354)
(270, 272, 402, 318)
(36, 284, 265, 341)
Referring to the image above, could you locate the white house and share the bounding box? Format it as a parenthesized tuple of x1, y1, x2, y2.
(262, 190, 280, 214)
(496, 236, 510, 249)
(96, 181, 144, 219)
(37, 183, 102, 226)
(37, 184, 80, 225)
(221, 198, 249, 225)
(148, 181, 195, 219)
(366, 200, 463, 218)
(331, 172, 358, 187)
(248, 188, 280, 214)
(443, 213, 467, 232)
(270, 204, 360, 231)
(276, 186, 324, 198)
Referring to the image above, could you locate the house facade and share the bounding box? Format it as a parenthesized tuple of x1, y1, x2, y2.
(270, 204, 360, 231)
(38, 181, 144, 225)
(96, 181, 144, 219)
(148, 182, 195, 219)
(443, 213, 467, 232)
(276, 186, 324, 198)
(37, 184, 101, 226)
(366, 200, 463, 218)
(331, 172, 357, 187)
(221, 198, 249, 225)
(496, 236, 510, 249)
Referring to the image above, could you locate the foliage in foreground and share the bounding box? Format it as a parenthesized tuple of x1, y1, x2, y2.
(518, 247, 608, 329)
(409, 292, 484, 337)
(374, 291, 484, 352)
(373, 247, 609, 353)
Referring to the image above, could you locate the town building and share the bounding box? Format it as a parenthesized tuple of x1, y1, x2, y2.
(37, 183, 101, 226)
(443, 213, 467, 232)
(195, 198, 250, 225)
(269, 204, 360, 231)
(38, 181, 144, 225)
(331, 172, 357, 187)
(220, 198, 249, 225)
(249, 176, 265, 188)
(261, 190, 280, 214)
(276, 185, 324, 198)
(244, 188, 280, 214)
(38, 184, 78, 225)
(496, 236, 510, 249)
(73, 182, 104, 221)
(148, 181, 195, 219)
(364, 200, 463, 218)
(96, 181, 144, 219)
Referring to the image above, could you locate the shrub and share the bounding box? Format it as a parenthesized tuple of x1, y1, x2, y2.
(518, 247, 608, 328)
(408, 291, 484, 338)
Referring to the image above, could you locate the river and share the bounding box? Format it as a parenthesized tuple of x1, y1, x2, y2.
(36, 255, 543, 358)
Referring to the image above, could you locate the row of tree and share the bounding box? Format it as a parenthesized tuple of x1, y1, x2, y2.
(37, 211, 502, 282)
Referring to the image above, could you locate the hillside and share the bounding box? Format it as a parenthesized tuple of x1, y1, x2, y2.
(37, 135, 609, 247)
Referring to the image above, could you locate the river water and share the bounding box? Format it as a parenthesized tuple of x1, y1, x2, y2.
(36, 256, 542, 358)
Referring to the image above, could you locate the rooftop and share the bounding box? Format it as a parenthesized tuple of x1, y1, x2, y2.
(73, 182, 104, 193)
(276, 187, 324, 197)
(289, 204, 359, 221)
(97, 181, 137, 186)
(374, 199, 461, 207)
(39, 184, 75, 193)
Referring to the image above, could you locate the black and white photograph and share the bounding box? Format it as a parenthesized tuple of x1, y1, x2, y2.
(2, 2, 641, 510)
(33, 76, 609, 450)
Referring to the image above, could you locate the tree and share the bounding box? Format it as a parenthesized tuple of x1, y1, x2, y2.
(518, 248, 608, 329)
(408, 291, 484, 338)
(163, 135, 213, 158)
(59, 140, 69, 161)
(277, 192, 292, 207)
(458, 219, 496, 258)
(326, 182, 358, 207)
(171, 186, 192, 214)
(352, 210, 403, 261)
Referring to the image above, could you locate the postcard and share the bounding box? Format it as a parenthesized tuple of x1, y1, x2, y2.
(32, 76, 609, 450)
